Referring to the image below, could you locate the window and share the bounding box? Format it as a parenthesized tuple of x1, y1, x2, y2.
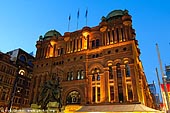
(80, 70, 84, 79)
(19, 69, 25, 76)
(61, 48, 64, 55)
(1, 92, 6, 100)
(28, 60, 33, 66)
(110, 86, 114, 101)
(92, 40, 95, 48)
(127, 84, 133, 101)
(97, 74, 100, 81)
(96, 39, 100, 47)
(19, 55, 26, 62)
(67, 72, 70, 81)
(71, 71, 74, 80)
(97, 87, 100, 101)
(108, 50, 111, 54)
(109, 66, 113, 79)
(77, 71, 80, 80)
(125, 64, 130, 77)
(92, 74, 95, 81)
(116, 63, 121, 78)
(92, 87, 95, 102)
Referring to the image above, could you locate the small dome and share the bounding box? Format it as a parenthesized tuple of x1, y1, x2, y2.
(44, 30, 61, 40)
(106, 10, 124, 19)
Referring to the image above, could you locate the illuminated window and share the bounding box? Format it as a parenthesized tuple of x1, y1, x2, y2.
(19, 69, 25, 75)
(77, 71, 80, 80)
(80, 70, 84, 79)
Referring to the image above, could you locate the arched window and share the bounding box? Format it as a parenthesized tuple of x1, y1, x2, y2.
(28, 60, 33, 67)
(92, 40, 95, 48)
(66, 91, 81, 104)
(116, 63, 121, 78)
(71, 71, 74, 80)
(125, 64, 130, 77)
(77, 71, 80, 80)
(19, 69, 25, 76)
(19, 55, 26, 62)
(80, 70, 84, 79)
(96, 39, 100, 47)
(67, 72, 70, 81)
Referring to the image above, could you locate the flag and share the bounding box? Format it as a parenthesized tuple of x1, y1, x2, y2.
(77, 9, 80, 19)
(85, 8, 88, 18)
(69, 14, 71, 21)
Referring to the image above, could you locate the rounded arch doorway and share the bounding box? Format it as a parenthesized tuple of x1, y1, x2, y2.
(66, 91, 81, 104)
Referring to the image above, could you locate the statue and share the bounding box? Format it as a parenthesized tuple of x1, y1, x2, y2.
(37, 74, 62, 111)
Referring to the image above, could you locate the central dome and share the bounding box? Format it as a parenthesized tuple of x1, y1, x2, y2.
(44, 30, 61, 40)
(106, 10, 124, 19)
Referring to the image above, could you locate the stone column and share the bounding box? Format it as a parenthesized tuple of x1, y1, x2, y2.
(119, 27, 122, 42)
(113, 66, 118, 102)
(33, 76, 39, 103)
(88, 74, 92, 103)
(110, 30, 113, 44)
(114, 28, 118, 43)
(104, 67, 109, 103)
(106, 30, 109, 45)
(130, 64, 139, 102)
(75, 39, 77, 52)
(120, 65, 127, 102)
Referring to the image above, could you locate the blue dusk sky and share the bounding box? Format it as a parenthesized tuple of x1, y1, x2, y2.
(0, 0, 169, 95)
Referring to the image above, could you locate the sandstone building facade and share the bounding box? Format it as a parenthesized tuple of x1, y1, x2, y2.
(7, 49, 34, 109)
(31, 10, 155, 108)
(0, 52, 17, 111)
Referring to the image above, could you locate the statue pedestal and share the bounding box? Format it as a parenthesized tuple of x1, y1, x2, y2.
(47, 102, 61, 113)
(31, 104, 43, 113)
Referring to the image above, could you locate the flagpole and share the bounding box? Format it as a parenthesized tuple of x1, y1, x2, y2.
(68, 14, 71, 32)
(77, 9, 79, 30)
(85, 8, 88, 26)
